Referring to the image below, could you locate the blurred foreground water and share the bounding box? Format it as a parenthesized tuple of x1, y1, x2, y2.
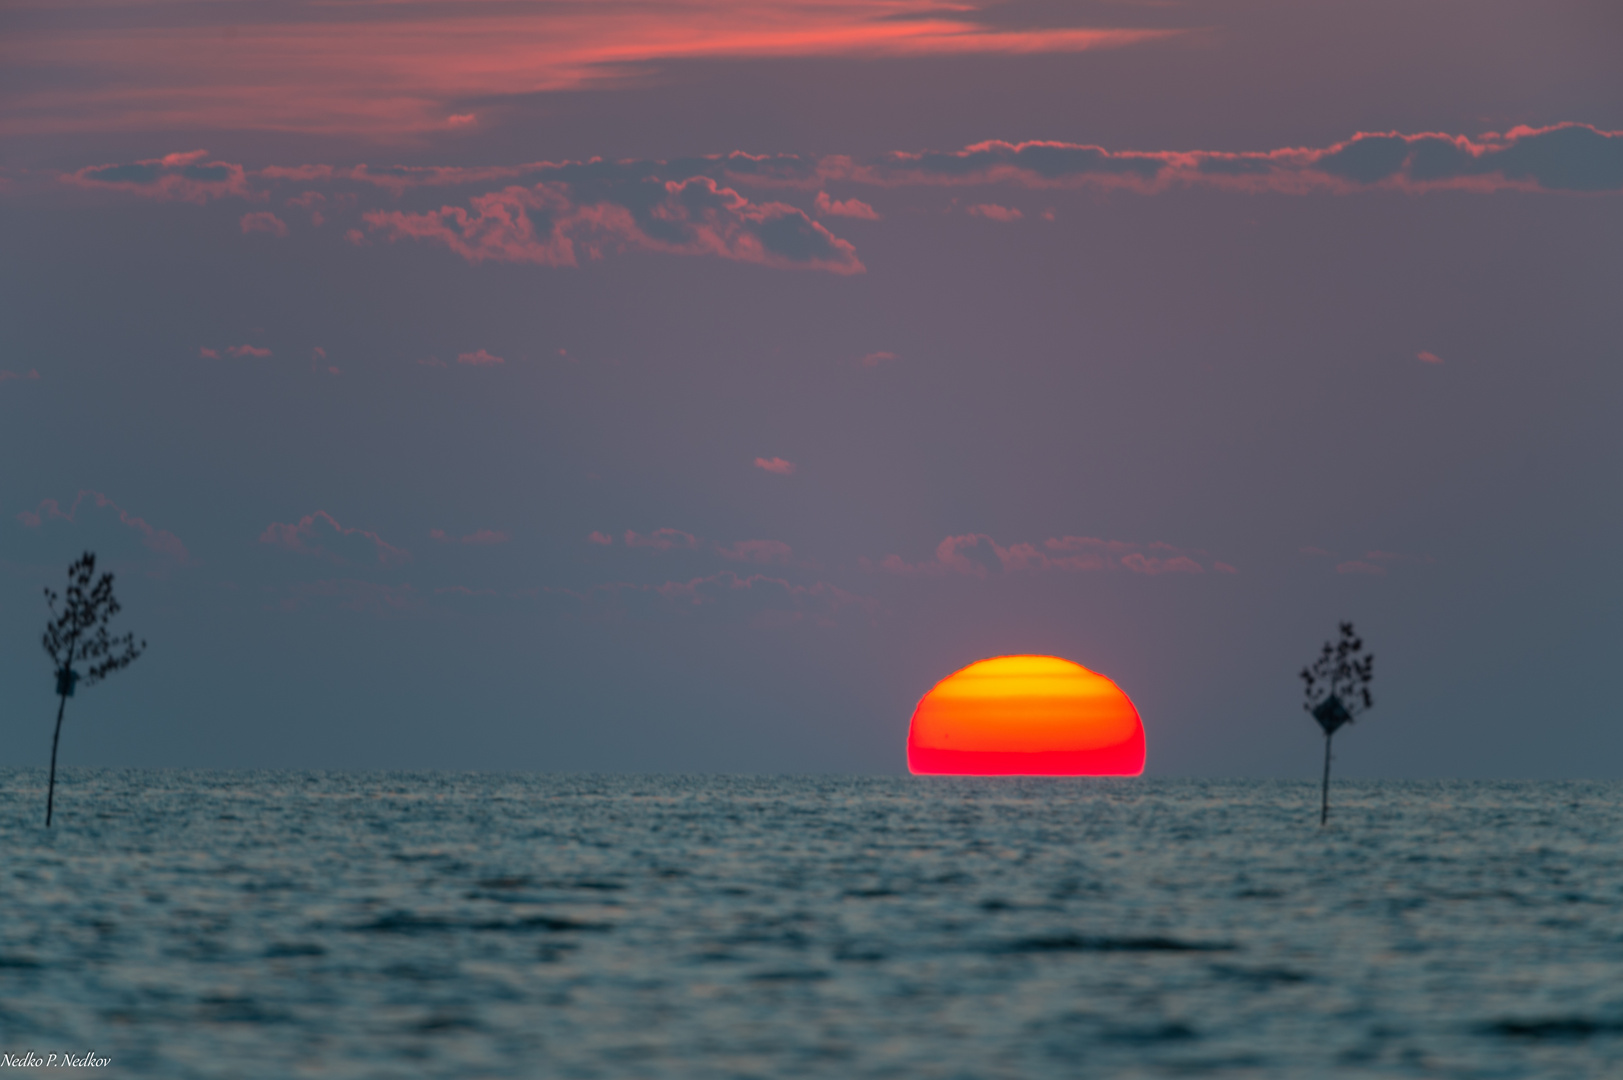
(2, 772, 1621, 1078)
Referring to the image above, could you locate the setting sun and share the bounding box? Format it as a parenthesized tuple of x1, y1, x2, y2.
(907, 655, 1145, 775)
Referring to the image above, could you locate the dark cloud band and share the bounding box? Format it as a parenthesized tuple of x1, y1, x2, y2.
(49, 123, 1620, 275)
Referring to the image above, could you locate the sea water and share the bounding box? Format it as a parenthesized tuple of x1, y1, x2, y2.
(1, 772, 1620, 1078)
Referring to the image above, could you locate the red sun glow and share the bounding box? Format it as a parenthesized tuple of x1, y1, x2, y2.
(907, 655, 1145, 776)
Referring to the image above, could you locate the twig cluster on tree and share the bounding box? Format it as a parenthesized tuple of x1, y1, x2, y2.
(43, 553, 145, 687)
(1300, 621, 1374, 734)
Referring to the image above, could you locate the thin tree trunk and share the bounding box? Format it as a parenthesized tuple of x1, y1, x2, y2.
(46, 692, 67, 827)
(1320, 732, 1333, 826)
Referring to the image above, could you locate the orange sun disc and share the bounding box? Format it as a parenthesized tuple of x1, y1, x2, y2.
(907, 655, 1145, 776)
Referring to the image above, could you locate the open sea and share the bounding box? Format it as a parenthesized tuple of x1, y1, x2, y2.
(2, 772, 1621, 1078)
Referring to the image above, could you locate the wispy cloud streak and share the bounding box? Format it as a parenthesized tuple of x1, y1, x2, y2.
(18, 490, 190, 562)
(867, 534, 1230, 577)
(4, 2, 1175, 136)
(260, 511, 410, 567)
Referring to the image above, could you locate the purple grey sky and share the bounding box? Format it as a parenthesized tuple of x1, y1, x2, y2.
(2, 0, 1620, 775)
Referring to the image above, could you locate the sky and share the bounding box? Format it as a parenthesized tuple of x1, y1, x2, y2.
(2, 0, 1620, 777)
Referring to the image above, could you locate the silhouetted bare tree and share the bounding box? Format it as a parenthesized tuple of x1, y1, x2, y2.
(1300, 621, 1373, 825)
(41, 552, 144, 826)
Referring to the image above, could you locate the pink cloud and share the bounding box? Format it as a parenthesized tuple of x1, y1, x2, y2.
(860, 351, 897, 367)
(754, 456, 797, 475)
(717, 539, 794, 564)
(456, 349, 504, 366)
(869, 532, 1225, 577)
(866, 534, 1012, 577)
(198, 347, 219, 359)
(364, 186, 575, 265)
(12, 9, 1170, 137)
(287, 190, 326, 225)
(260, 511, 410, 567)
(936, 534, 1007, 576)
(226, 344, 272, 358)
(624, 527, 700, 550)
(241, 211, 288, 237)
(966, 203, 1023, 221)
(17, 490, 190, 562)
(587, 531, 614, 545)
(814, 191, 879, 219)
(364, 176, 864, 275)
(1417, 351, 1444, 364)
(1029, 535, 1133, 571)
(1120, 552, 1203, 575)
(62, 151, 254, 202)
(0, 368, 41, 384)
(344, 228, 369, 246)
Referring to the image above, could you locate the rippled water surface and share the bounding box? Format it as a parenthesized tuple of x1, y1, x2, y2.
(2, 772, 1622, 1078)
